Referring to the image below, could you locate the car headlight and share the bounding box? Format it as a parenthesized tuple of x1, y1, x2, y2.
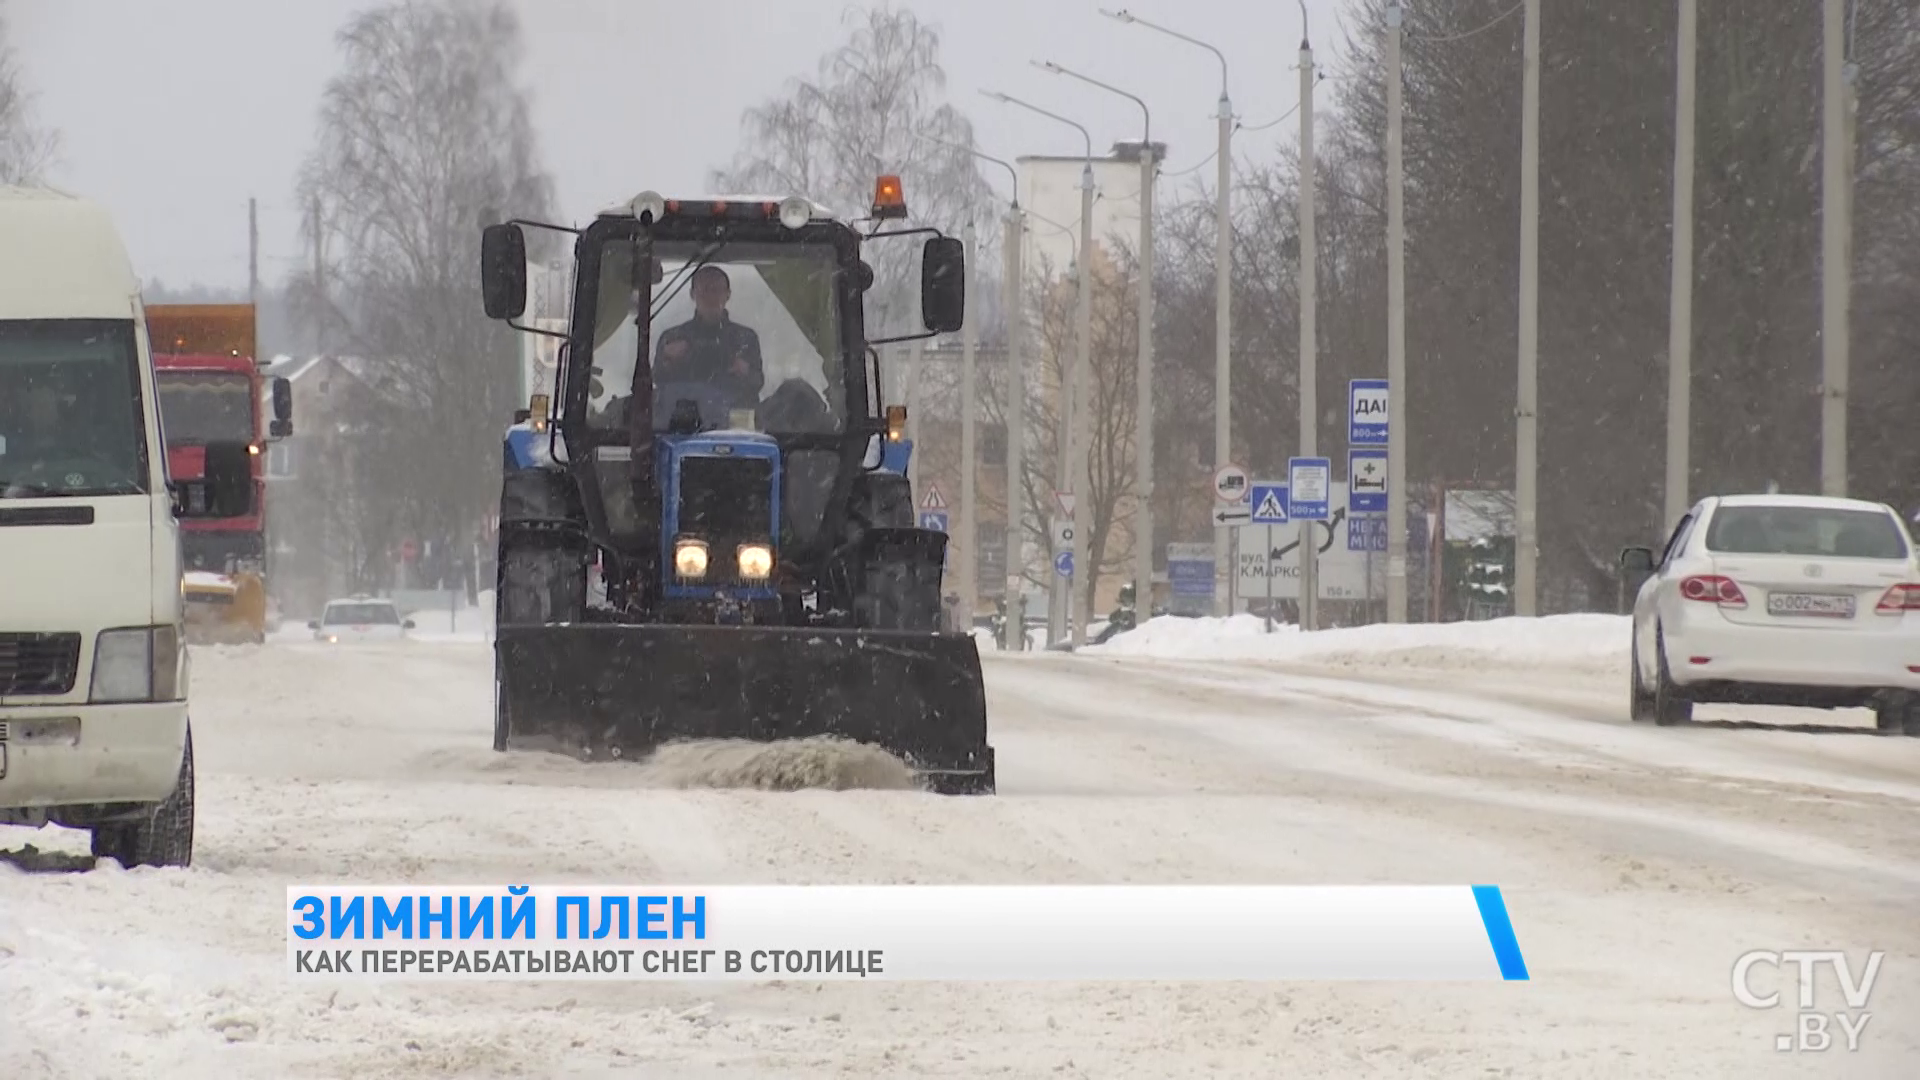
(90, 626, 180, 703)
(674, 538, 710, 579)
(738, 543, 774, 581)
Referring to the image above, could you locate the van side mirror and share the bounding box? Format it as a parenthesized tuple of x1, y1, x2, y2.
(481, 223, 528, 320)
(920, 236, 965, 334)
(173, 440, 253, 519)
(1619, 546, 1656, 575)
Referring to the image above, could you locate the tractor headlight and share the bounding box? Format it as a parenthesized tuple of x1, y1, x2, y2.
(737, 543, 774, 581)
(630, 190, 667, 223)
(674, 538, 710, 579)
(778, 197, 812, 230)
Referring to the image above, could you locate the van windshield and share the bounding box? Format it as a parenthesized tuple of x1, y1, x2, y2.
(0, 319, 148, 499)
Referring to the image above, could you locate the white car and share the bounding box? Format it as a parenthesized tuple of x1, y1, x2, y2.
(1621, 494, 1920, 734)
(309, 598, 414, 643)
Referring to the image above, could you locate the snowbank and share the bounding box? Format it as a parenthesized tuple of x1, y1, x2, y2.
(1084, 612, 1630, 679)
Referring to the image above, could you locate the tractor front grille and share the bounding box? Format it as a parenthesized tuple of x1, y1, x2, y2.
(678, 455, 775, 586)
(0, 632, 82, 695)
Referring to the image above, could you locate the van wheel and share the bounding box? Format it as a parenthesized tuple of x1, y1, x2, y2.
(92, 728, 195, 869)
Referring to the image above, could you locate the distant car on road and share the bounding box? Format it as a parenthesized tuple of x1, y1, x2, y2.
(308, 597, 414, 644)
(1621, 494, 1920, 735)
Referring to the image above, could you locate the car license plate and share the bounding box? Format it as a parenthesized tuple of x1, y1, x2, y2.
(1766, 592, 1856, 618)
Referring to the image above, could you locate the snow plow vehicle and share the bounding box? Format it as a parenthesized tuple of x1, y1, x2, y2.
(146, 303, 293, 645)
(479, 180, 994, 794)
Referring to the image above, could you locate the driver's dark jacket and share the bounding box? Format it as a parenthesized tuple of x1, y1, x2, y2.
(652, 312, 764, 407)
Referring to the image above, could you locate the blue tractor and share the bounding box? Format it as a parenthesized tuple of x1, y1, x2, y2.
(480, 179, 993, 794)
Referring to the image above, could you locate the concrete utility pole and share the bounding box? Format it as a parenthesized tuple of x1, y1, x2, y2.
(1385, 3, 1409, 623)
(1515, 0, 1541, 616)
(1035, 59, 1157, 627)
(1298, 22, 1320, 631)
(1004, 199, 1028, 651)
(248, 197, 260, 308)
(958, 219, 979, 632)
(982, 90, 1095, 648)
(1102, 8, 1231, 616)
(1666, 0, 1697, 529)
(908, 131, 1029, 649)
(1820, 0, 1852, 498)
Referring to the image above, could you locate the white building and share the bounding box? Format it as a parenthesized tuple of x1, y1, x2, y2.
(1016, 141, 1165, 279)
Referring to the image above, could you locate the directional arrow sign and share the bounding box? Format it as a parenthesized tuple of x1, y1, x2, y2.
(1287, 457, 1332, 521)
(1212, 503, 1252, 527)
(1349, 379, 1388, 446)
(1054, 551, 1074, 578)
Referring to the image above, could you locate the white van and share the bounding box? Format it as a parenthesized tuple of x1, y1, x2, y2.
(0, 187, 250, 868)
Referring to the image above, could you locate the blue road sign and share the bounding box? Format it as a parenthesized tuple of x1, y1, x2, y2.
(1287, 457, 1332, 521)
(1348, 515, 1388, 553)
(918, 510, 949, 533)
(1168, 559, 1213, 597)
(1249, 482, 1290, 525)
(1054, 550, 1074, 578)
(1349, 379, 1389, 445)
(1348, 449, 1388, 513)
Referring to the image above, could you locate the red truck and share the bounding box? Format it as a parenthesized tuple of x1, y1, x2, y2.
(145, 304, 293, 642)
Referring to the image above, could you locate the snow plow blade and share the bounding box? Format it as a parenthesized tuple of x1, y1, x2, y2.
(494, 624, 995, 794)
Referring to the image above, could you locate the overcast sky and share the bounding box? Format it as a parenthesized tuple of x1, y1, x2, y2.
(11, 0, 1349, 289)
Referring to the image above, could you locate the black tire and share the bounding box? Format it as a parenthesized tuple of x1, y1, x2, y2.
(1652, 627, 1693, 727)
(497, 542, 587, 626)
(1629, 644, 1657, 723)
(1874, 693, 1920, 737)
(91, 727, 194, 869)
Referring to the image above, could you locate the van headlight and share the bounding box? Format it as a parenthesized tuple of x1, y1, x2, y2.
(90, 626, 181, 703)
(674, 538, 710, 579)
(737, 543, 774, 581)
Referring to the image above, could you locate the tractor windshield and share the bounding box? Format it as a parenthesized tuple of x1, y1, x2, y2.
(585, 238, 847, 437)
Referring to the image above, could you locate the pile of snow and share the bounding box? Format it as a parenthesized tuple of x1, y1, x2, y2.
(637, 735, 918, 791)
(1084, 612, 1630, 678)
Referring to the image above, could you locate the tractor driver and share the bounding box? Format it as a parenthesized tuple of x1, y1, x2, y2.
(652, 265, 765, 413)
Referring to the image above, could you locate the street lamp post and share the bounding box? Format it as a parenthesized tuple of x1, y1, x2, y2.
(1516, 0, 1541, 616)
(1297, 9, 1320, 631)
(1036, 59, 1156, 632)
(1103, 8, 1232, 618)
(983, 90, 1096, 649)
(911, 133, 1030, 650)
(1385, 3, 1409, 623)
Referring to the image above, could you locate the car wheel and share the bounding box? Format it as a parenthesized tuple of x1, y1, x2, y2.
(1652, 627, 1692, 727)
(1629, 643, 1657, 723)
(1873, 693, 1920, 737)
(91, 726, 195, 869)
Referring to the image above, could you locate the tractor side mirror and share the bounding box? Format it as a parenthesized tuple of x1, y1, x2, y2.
(270, 376, 293, 437)
(1619, 546, 1656, 575)
(174, 440, 253, 519)
(920, 236, 965, 334)
(481, 223, 528, 320)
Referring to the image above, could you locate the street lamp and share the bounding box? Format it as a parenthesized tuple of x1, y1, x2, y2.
(1035, 59, 1157, 634)
(912, 132, 1031, 651)
(981, 89, 1096, 649)
(1101, 7, 1232, 618)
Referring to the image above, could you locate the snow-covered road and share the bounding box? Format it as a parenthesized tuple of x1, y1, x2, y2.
(3, 637, 1917, 1078)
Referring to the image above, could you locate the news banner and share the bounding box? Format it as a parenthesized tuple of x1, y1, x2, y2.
(287, 885, 1529, 982)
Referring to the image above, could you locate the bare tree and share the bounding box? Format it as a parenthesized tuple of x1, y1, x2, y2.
(294, 0, 555, 583)
(710, 4, 991, 335)
(0, 3, 57, 185)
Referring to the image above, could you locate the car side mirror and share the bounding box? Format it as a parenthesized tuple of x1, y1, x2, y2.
(1619, 546, 1656, 575)
(481, 223, 528, 320)
(920, 236, 965, 334)
(173, 440, 253, 518)
(307, 620, 320, 630)
(271, 376, 294, 428)
(403, 619, 416, 630)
